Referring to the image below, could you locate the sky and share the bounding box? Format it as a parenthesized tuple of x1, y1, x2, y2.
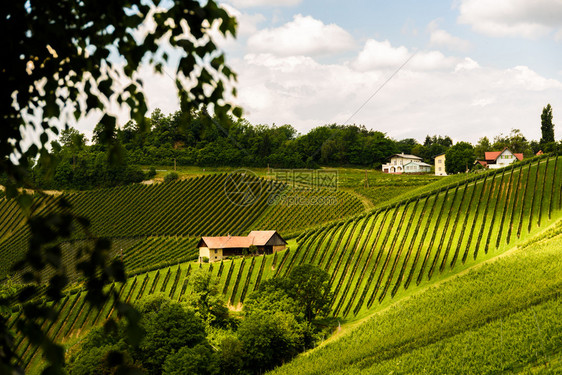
(80, 0, 562, 145)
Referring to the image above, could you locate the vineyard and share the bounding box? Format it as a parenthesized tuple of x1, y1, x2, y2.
(0, 172, 364, 279)
(251, 188, 364, 235)
(4, 155, 562, 373)
(269, 224, 562, 375)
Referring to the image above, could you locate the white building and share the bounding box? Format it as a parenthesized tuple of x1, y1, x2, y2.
(434, 153, 447, 176)
(403, 161, 432, 174)
(382, 153, 423, 174)
(476, 148, 523, 169)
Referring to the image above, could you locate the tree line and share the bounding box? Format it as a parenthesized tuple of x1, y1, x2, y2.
(23, 104, 560, 190)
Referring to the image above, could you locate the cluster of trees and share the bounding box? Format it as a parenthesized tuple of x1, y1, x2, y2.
(107, 108, 402, 168)
(446, 108, 559, 174)
(23, 104, 559, 189)
(27, 127, 153, 190)
(68, 265, 332, 375)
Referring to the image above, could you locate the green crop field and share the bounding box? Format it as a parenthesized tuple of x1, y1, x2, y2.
(4, 154, 562, 374)
(269, 222, 562, 375)
(0, 172, 365, 280)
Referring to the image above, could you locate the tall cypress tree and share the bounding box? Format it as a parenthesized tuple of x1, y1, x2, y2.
(540, 104, 555, 145)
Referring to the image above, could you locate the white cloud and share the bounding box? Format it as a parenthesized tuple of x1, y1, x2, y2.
(247, 14, 355, 56)
(353, 39, 409, 70)
(229, 51, 562, 144)
(226, 0, 301, 8)
(352, 39, 458, 72)
(458, 0, 562, 39)
(428, 21, 472, 52)
(455, 57, 479, 72)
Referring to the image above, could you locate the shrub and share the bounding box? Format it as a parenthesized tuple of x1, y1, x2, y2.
(146, 166, 156, 179)
(164, 171, 179, 183)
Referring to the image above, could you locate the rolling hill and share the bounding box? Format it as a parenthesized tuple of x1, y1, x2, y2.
(0, 172, 365, 280)
(4, 153, 562, 373)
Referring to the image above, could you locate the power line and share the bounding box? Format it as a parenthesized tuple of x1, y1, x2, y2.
(342, 52, 417, 126)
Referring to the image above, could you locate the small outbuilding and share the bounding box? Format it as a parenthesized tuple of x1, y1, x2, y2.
(198, 230, 287, 262)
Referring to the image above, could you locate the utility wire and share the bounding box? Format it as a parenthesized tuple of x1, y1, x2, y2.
(309, 51, 417, 160)
(343, 51, 417, 126)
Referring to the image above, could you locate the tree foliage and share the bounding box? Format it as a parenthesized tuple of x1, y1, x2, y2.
(31, 127, 148, 190)
(238, 310, 306, 373)
(540, 103, 556, 148)
(492, 129, 531, 156)
(445, 142, 475, 174)
(98, 115, 403, 168)
(1, 0, 239, 373)
(285, 264, 332, 322)
(185, 269, 230, 327)
(68, 296, 213, 375)
(135, 296, 207, 375)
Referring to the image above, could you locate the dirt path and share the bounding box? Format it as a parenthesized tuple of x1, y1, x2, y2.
(341, 188, 374, 211)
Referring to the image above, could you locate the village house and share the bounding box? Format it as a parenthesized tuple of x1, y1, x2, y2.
(434, 153, 447, 176)
(475, 148, 523, 169)
(382, 153, 425, 174)
(198, 230, 287, 262)
(403, 160, 432, 174)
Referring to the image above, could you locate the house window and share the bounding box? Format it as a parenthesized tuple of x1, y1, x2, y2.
(438, 167, 441, 171)
(438, 159, 442, 163)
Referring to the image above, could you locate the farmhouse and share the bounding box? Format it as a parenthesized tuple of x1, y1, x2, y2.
(198, 230, 287, 262)
(403, 160, 432, 174)
(382, 153, 423, 174)
(434, 153, 447, 176)
(475, 148, 523, 169)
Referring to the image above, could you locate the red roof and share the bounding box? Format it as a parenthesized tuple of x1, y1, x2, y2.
(199, 236, 253, 249)
(484, 148, 523, 162)
(248, 230, 284, 246)
(198, 231, 287, 249)
(484, 151, 502, 161)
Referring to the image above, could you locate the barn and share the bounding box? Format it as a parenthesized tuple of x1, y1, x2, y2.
(198, 230, 287, 262)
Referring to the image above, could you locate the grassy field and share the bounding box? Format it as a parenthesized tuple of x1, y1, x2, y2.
(269, 223, 562, 375)
(4, 155, 562, 374)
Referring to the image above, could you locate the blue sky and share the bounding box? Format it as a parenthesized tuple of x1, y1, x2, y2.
(77, 0, 562, 145)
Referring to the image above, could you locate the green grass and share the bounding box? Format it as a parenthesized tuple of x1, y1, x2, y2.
(8, 154, 562, 373)
(268, 225, 562, 375)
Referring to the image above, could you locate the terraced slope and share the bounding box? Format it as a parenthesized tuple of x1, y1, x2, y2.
(269, 223, 562, 375)
(251, 188, 364, 235)
(12, 155, 562, 373)
(0, 173, 365, 278)
(285, 155, 562, 317)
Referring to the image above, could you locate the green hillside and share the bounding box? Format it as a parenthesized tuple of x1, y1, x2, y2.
(0, 173, 365, 279)
(5, 154, 562, 373)
(280, 154, 562, 317)
(269, 221, 562, 375)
